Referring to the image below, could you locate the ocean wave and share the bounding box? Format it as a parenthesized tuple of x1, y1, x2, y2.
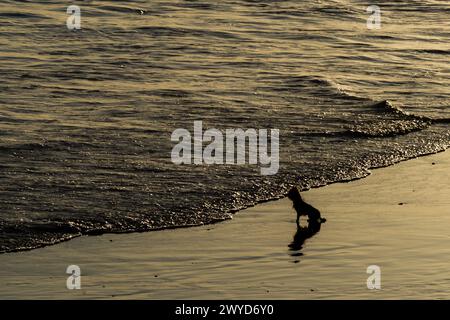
(0, 0, 449, 253)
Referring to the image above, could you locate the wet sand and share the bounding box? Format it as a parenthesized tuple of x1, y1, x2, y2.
(0, 151, 449, 299)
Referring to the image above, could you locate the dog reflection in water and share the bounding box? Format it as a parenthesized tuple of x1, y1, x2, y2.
(287, 187, 326, 262)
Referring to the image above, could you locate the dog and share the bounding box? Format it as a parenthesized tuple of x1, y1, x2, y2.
(287, 187, 326, 226)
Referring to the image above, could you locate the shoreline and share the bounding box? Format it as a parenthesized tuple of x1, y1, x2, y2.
(2, 148, 448, 255)
(0, 150, 449, 299)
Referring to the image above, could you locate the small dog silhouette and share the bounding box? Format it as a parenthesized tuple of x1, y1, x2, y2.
(287, 187, 326, 226)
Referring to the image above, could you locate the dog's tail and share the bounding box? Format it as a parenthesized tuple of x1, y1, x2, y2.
(310, 217, 327, 224)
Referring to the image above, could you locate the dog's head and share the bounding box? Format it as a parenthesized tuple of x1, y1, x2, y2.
(287, 187, 302, 201)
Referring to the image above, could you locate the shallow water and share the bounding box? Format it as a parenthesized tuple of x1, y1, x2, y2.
(0, 0, 449, 252)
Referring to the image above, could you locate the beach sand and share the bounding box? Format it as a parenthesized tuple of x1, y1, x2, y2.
(0, 151, 449, 299)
